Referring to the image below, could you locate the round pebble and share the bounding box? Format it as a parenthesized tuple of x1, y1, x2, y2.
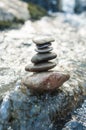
(25, 62, 56, 72)
(35, 47, 53, 53)
(31, 52, 57, 64)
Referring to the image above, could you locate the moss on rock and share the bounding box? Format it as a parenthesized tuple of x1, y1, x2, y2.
(28, 2, 47, 20)
(0, 21, 12, 30)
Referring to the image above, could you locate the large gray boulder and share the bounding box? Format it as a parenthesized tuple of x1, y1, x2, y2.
(0, 0, 30, 21)
(0, 81, 84, 130)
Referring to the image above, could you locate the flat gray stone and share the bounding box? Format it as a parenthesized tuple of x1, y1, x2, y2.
(31, 52, 57, 64)
(25, 62, 56, 72)
(35, 47, 53, 53)
(37, 42, 51, 49)
(33, 35, 55, 45)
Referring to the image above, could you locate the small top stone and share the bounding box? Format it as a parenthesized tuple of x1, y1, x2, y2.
(33, 35, 55, 45)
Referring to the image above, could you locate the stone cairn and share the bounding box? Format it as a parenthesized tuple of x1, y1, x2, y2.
(23, 35, 70, 92)
(25, 35, 57, 72)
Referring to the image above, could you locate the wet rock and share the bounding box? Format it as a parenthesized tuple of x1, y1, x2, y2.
(33, 35, 55, 44)
(31, 52, 57, 63)
(23, 71, 70, 92)
(35, 47, 53, 53)
(25, 62, 56, 72)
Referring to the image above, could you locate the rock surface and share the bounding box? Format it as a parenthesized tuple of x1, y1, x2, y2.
(63, 99, 86, 130)
(0, 83, 84, 130)
(25, 62, 56, 72)
(0, 0, 30, 21)
(23, 71, 70, 92)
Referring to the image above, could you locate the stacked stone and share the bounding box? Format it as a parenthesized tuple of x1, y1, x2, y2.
(24, 35, 70, 92)
(25, 35, 57, 72)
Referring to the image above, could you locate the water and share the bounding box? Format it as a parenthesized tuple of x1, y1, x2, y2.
(23, 0, 86, 13)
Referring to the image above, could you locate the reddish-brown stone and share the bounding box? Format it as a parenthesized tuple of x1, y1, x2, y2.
(22, 71, 70, 92)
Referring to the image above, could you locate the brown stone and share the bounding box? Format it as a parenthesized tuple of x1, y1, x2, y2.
(22, 71, 70, 92)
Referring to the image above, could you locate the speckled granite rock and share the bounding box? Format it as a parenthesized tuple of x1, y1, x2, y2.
(63, 99, 86, 130)
(62, 121, 84, 130)
(0, 83, 84, 130)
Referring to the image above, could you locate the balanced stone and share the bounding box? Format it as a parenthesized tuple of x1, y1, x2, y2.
(33, 35, 55, 45)
(24, 35, 70, 93)
(35, 47, 53, 53)
(31, 52, 57, 64)
(25, 35, 57, 73)
(23, 71, 70, 92)
(36, 42, 51, 49)
(25, 62, 56, 72)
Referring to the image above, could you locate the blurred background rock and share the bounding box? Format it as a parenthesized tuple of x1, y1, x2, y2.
(0, 0, 30, 29)
(0, 0, 86, 29)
